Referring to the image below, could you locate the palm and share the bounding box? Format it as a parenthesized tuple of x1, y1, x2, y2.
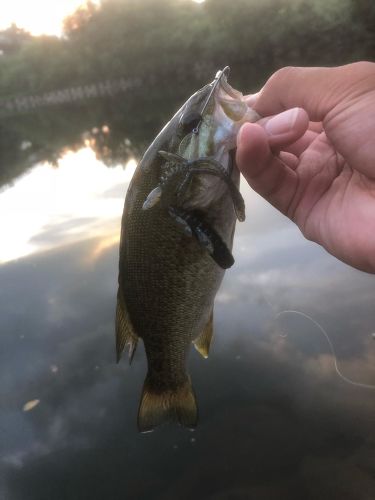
(289, 131, 375, 270)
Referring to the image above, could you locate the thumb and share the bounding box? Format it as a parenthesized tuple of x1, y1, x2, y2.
(235, 107, 308, 214)
(257, 107, 309, 150)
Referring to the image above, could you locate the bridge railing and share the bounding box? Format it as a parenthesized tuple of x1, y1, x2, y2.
(0, 77, 142, 117)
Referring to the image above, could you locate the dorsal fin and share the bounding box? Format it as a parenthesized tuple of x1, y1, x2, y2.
(193, 310, 214, 359)
(115, 288, 138, 364)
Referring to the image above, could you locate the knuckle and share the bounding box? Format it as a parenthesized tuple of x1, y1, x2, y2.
(267, 66, 301, 88)
(350, 60, 374, 75)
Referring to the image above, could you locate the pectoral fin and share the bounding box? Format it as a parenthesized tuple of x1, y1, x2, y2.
(193, 311, 214, 359)
(115, 288, 138, 364)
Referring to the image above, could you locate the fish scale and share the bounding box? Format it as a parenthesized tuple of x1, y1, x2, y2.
(116, 68, 259, 431)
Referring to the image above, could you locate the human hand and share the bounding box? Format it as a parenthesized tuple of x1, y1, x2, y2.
(236, 62, 375, 273)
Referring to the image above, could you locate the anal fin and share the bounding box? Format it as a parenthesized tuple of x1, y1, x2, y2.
(193, 310, 214, 359)
(115, 288, 138, 364)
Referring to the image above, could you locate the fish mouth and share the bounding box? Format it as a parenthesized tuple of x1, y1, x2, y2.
(193, 67, 231, 134)
(202, 67, 231, 112)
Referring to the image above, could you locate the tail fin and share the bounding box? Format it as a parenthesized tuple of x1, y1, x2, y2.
(137, 376, 198, 432)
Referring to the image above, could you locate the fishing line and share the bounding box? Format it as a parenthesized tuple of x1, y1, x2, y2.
(274, 309, 375, 390)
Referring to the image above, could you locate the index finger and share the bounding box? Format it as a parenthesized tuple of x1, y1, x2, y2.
(252, 63, 373, 121)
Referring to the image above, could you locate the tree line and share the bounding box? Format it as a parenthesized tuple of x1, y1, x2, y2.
(0, 0, 374, 187)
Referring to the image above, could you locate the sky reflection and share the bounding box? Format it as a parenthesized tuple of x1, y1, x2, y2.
(1, 158, 375, 499)
(0, 147, 135, 264)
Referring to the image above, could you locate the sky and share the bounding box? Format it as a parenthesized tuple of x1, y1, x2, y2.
(0, 0, 205, 37)
(0, 0, 101, 37)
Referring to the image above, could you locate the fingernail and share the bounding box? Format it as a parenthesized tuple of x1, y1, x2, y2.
(265, 108, 299, 136)
(245, 92, 259, 106)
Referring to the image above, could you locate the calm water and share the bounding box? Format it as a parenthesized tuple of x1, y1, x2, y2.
(1, 139, 375, 499)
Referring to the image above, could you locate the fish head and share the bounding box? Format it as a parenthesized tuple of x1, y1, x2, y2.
(174, 68, 259, 212)
(140, 68, 259, 216)
(177, 67, 260, 169)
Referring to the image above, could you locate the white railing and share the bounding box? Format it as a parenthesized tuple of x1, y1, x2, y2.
(0, 77, 142, 116)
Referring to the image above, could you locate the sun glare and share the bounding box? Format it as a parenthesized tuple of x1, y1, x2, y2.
(0, 0, 101, 37)
(0, 0, 205, 37)
(0, 149, 136, 264)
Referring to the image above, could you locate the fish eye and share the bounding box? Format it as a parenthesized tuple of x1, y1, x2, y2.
(180, 111, 202, 134)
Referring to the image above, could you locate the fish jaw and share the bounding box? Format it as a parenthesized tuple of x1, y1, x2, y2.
(209, 77, 260, 164)
(176, 74, 259, 213)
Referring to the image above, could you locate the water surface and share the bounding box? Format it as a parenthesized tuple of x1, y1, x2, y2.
(1, 145, 374, 500)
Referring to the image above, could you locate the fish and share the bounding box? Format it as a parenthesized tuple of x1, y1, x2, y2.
(116, 67, 259, 432)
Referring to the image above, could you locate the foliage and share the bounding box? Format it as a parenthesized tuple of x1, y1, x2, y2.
(0, 0, 374, 186)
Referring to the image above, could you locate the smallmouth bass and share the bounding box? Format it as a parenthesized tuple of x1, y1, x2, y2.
(116, 68, 259, 432)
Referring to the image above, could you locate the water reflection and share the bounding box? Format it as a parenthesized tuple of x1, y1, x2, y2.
(1, 155, 375, 499)
(0, 147, 135, 263)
